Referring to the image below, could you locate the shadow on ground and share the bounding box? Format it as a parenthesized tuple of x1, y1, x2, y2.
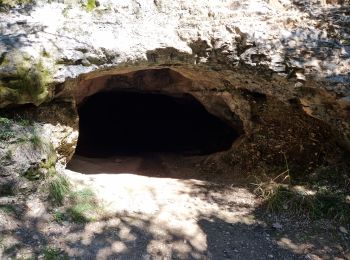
(1, 155, 349, 259)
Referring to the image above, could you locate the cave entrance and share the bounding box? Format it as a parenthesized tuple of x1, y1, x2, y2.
(75, 90, 239, 157)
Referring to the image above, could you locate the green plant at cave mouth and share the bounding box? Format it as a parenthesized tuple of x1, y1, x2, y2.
(48, 174, 71, 206)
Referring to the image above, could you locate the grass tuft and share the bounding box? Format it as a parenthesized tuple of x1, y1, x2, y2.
(256, 183, 350, 223)
(53, 209, 67, 223)
(0, 117, 15, 141)
(0, 205, 17, 214)
(29, 134, 42, 148)
(43, 246, 68, 260)
(48, 174, 71, 206)
(66, 188, 98, 223)
(48, 179, 101, 223)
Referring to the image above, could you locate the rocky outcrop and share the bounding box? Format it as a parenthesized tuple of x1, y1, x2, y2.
(0, 100, 78, 173)
(0, 117, 57, 195)
(0, 0, 349, 176)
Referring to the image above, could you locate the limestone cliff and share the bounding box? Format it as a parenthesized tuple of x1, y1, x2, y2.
(0, 0, 349, 179)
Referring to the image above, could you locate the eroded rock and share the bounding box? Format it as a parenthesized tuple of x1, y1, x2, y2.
(0, 0, 349, 178)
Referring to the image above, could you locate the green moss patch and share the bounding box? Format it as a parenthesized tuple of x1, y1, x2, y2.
(85, 0, 96, 11)
(0, 61, 52, 107)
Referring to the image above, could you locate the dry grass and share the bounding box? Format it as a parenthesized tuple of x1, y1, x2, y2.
(253, 166, 350, 223)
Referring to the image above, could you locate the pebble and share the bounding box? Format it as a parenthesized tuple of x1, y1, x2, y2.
(272, 222, 283, 229)
(339, 226, 348, 234)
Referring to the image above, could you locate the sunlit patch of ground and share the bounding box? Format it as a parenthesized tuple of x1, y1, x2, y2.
(62, 155, 258, 258)
(0, 154, 349, 259)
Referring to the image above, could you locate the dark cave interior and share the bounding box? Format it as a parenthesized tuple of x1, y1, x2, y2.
(75, 90, 239, 157)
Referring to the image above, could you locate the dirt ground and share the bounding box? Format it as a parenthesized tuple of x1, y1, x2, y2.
(0, 154, 349, 259)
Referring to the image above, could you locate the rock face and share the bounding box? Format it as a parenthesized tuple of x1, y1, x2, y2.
(0, 117, 57, 195)
(0, 101, 78, 194)
(0, 0, 349, 176)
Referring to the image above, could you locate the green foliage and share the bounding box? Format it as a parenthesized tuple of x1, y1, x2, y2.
(66, 188, 98, 223)
(18, 118, 32, 127)
(0, 117, 15, 141)
(308, 163, 350, 190)
(24, 145, 57, 180)
(0, 149, 13, 165)
(0, 205, 17, 214)
(62, 7, 69, 17)
(42, 49, 51, 58)
(0, 117, 11, 127)
(85, 0, 96, 11)
(29, 134, 42, 149)
(341, 39, 350, 45)
(42, 146, 57, 168)
(43, 246, 68, 260)
(0, 181, 14, 196)
(53, 209, 67, 223)
(24, 167, 43, 180)
(48, 178, 100, 223)
(0, 0, 33, 9)
(48, 174, 71, 205)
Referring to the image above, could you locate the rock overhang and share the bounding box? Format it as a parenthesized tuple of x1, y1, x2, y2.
(0, 0, 349, 176)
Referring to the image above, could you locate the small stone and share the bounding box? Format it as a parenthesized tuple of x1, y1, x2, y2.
(272, 222, 282, 229)
(339, 226, 348, 234)
(114, 159, 122, 164)
(306, 253, 322, 260)
(294, 82, 303, 88)
(268, 254, 274, 258)
(81, 59, 91, 66)
(295, 72, 306, 81)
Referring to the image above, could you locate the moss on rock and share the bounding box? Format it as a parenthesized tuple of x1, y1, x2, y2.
(0, 60, 52, 107)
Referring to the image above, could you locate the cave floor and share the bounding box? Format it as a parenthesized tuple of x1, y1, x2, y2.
(0, 154, 349, 259)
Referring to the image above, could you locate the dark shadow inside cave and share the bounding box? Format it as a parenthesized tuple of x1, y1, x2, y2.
(75, 90, 239, 157)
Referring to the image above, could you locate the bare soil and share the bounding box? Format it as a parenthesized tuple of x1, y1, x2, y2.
(0, 154, 349, 259)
